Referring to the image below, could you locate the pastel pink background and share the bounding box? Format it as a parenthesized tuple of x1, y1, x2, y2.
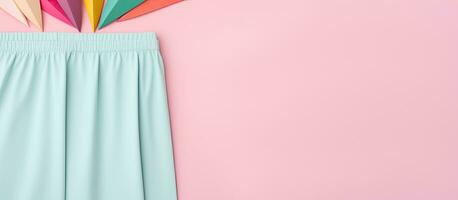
(1, 0, 458, 199)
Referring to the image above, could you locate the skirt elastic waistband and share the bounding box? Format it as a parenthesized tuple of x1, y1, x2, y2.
(0, 32, 159, 52)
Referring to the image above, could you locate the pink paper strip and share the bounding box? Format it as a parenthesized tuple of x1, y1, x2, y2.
(40, 0, 72, 26)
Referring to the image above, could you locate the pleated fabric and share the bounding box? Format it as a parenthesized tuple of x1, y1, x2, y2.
(0, 33, 177, 200)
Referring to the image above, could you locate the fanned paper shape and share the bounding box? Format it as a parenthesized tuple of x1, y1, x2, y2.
(119, 0, 182, 21)
(83, 0, 102, 32)
(98, 0, 143, 29)
(0, 0, 28, 25)
(40, 0, 72, 26)
(57, 0, 81, 30)
(14, 0, 42, 30)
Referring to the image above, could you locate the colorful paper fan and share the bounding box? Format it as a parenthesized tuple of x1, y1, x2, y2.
(1, 0, 183, 31)
(14, 0, 42, 30)
(0, 0, 28, 25)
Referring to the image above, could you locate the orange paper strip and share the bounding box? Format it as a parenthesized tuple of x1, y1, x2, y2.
(118, 0, 182, 21)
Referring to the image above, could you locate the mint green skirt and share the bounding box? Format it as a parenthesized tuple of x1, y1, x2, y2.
(0, 33, 177, 200)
